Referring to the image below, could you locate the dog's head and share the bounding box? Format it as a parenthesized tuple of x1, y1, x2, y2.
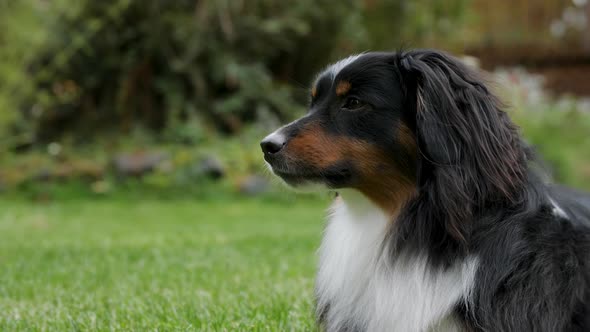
(261, 50, 527, 234)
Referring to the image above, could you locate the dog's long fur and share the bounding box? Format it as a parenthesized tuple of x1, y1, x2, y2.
(261, 49, 590, 331)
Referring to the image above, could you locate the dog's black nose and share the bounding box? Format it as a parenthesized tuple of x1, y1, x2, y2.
(260, 133, 286, 154)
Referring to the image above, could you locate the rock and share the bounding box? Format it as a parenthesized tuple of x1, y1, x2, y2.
(237, 175, 269, 195)
(32, 168, 53, 182)
(29, 160, 104, 183)
(112, 151, 169, 178)
(52, 163, 75, 181)
(71, 160, 105, 180)
(56, 160, 105, 181)
(198, 155, 225, 180)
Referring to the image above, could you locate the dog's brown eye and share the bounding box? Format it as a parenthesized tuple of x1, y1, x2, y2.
(343, 97, 364, 110)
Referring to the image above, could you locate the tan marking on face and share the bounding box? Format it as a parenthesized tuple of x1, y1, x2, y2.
(335, 80, 351, 97)
(311, 86, 317, 99)
(346, 139, 417, 216)
(285, 123, 417, 216)
(286, 124, 342, 169)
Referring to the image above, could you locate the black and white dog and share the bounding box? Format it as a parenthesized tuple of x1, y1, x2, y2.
(261, 49, 590, 331)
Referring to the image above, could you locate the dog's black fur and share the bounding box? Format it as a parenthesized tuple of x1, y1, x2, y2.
(262, 49, 590, 331)
(393, 50, 590, 331)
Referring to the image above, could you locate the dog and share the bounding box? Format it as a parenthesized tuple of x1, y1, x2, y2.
(261, 49, 590, 331)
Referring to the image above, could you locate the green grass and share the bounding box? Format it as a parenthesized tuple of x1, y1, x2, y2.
(0, 197, 328, 331)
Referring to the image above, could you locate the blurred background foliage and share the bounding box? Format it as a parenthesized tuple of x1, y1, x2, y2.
(0, 0, 470, 145)
(1, 0, 589, 198)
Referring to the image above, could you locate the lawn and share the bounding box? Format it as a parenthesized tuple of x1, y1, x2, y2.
(0, 197, 328, 331)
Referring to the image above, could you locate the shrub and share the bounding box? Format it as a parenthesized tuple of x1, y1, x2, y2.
(0, 0, 362, 146)
(0, 0, 470, 149)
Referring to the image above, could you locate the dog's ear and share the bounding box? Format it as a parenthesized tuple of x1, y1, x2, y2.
(396, 50, 527, 242)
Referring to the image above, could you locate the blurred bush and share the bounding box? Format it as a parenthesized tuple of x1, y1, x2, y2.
(1, 0, 357, 148)
(0, 0, 470, 151)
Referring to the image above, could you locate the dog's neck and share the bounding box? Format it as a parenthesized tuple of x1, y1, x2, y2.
(320, 188, 476, 331)
(338, 189, 386, 217)
(340, 186, 413, 221)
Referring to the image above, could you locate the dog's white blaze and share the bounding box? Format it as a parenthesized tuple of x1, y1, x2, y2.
(319, 54, 364, 83)
(316, 190, 479, 332)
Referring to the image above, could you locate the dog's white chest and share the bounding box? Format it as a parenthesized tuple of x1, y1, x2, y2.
(316, 192, 478, 332)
